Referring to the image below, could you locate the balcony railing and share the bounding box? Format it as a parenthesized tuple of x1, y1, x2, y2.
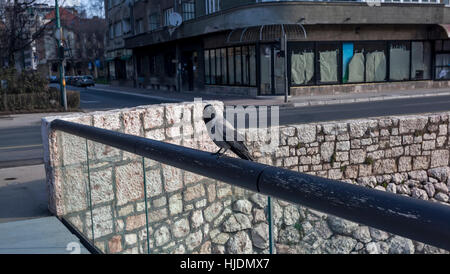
(49, 118, 450, 254)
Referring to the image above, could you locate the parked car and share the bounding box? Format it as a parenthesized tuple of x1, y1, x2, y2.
(48, 75, 58, 83)
(75, 75, 95, 87)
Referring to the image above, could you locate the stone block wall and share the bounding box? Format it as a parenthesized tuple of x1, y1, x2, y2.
(42, 102, 450, 254)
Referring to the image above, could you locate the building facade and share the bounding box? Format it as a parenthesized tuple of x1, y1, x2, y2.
(105, 0, 450, 96)
(38, 7, 107, 79)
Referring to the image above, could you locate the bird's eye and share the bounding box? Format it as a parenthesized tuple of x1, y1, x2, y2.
(211, 113, 215, 119)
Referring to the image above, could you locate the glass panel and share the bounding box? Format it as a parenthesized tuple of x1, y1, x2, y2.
(435, 40, 443, 52)
(235, 46, 242, 85)
(444, 40, 450, 51)
(435, 54, 450, 80)
(274, 48, 286, 95)
(291, 47, 315, 86)
(87, 112, 149, 254)
(345, 42, 387, 83)
(87, 140, 148, 254)
(389, 42, 411, 81)
(221, 48, 227, 85)
(260, 45, 272, 95)
(228, 47, 235, 85)
(215, 49, 222, 85)
(210, 49, 216, 84)
(249, 45, 257, 86)
(242, 46, 249, 86)
(411, 41, 432, 80)
(318, 43, 339, 84)
(204, 50, 210, 84)
(58, 132, 93, 252)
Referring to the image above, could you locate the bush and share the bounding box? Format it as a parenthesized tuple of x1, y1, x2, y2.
(67, 90, 80, 109)
(0, 68, 48, 94)
(48, 88, 80, 110)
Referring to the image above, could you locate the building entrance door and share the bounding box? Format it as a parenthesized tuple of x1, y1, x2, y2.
(259, 44, 286, 96)
(182, 51, 196, 91)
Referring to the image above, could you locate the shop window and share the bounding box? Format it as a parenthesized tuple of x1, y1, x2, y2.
(242, 46, 249, 86)
(221, 48, 227, 84)
(389, 42, 411, 81)
(204, 50, 210, 84)
(260, 44, 272, 95)
(344, 42, 387, 83)
(411, 41, 431, 80)
(249, 46, 257, 86)
(291, 45, 315, 86)
(215, 49, 223, 85)
(318, 43, 339, 84)
(435, 54, 450, 80)
(165, 53, 176, 77)
(210, 49, 216, 84)
(228, 47, 235, 85)
(235, 46, 242, 85)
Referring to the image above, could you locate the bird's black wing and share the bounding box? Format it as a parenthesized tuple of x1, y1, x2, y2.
(227, 140, 254, 161)
(221, 123, 254, 161)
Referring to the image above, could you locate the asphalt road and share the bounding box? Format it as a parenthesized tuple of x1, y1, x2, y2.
(2, 85, 450, 168)
(278, 95, 450, 125)
(70, 85, 169, 111)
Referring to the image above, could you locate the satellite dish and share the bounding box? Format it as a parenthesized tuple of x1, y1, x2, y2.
(168, 12, 182, 28)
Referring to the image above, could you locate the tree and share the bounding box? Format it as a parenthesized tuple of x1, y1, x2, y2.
(0, 0, 56, 68)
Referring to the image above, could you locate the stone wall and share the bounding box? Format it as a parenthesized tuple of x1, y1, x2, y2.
(42, 101, 450, 254)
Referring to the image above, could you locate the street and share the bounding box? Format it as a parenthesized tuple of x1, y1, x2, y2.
(2, 85, 450, 169)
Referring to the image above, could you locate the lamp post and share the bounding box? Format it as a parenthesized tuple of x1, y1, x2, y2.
(55, 0, 67, 111)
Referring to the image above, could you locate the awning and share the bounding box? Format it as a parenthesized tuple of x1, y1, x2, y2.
(438, 24, 450, 38)
(120, 55, 132, 61)
(225, 24, 308, 44)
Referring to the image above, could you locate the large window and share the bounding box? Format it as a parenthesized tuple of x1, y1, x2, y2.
(435, 54, 450, 80)
(182, 1, 196, 21)
(290, 43, 315, 85)
(343, 42, 387, 83)
(114, 22, 122, 37)
(122, 18, 131, 35)
(318, 43, 339, 84)
(149, 13, 160, 31)
(289, 39, 433, 86)
(411, 41, 431, 80)
(235, 46, 242, 85)
(164, 8, 174, 27)
(204, 45, 256, 87)
(210, 49, 216, 84)
(435, 40, 450, 80)
(228, 47, 235, 84)
(135, 18, 144, 34)
(389, 42, 411, 81)
(204, 50, 210, 84)
(205, 0, 220, 15)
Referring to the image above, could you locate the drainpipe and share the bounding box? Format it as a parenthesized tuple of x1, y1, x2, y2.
(283, 32, 288, 103)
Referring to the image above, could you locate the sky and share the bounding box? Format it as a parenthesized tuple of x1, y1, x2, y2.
(37, 0, 104, 17)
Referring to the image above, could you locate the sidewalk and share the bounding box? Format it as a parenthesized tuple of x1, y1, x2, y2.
(90, 84, 450, 108)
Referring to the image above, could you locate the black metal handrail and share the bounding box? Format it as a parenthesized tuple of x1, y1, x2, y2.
(51, 119, 450, 251)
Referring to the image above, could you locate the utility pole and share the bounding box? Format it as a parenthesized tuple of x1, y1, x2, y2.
(55, 0, 67, 111)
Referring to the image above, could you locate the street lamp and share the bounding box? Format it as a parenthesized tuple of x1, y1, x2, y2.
(55, 0, 67, 111)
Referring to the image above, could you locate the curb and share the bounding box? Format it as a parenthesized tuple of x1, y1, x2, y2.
(292, 92, 450, 108)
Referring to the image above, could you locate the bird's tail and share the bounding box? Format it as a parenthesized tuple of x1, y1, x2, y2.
(233, 148, 254, 162)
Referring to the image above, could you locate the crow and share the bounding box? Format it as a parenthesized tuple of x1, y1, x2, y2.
(203, 104, 254, 161)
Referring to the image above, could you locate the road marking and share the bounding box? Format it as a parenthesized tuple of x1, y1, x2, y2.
(0, 144, 43, 150)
